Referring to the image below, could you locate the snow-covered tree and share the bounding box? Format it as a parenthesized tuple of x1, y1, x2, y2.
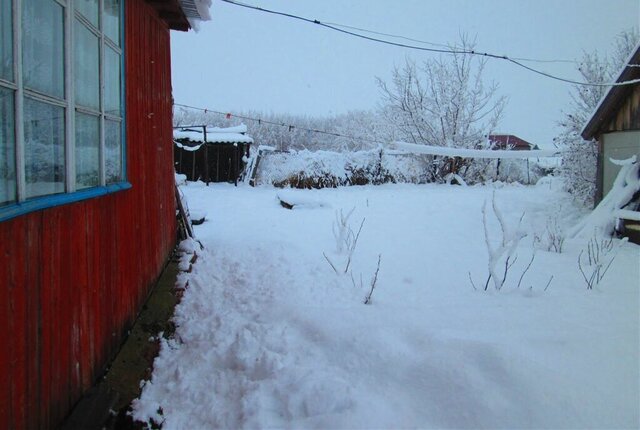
(557, 28, 639, 208)
(376, 35, 506, 180)
(376, 36, 506, 149)
(173, 107, 394, 152)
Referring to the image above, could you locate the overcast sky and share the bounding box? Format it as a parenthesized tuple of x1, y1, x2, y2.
(170, 0, 639, 148)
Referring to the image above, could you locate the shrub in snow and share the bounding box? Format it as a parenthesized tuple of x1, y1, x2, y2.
(534, 208, 566, 253)
(470, 193, 551, 292)
(480, 195, 527, 291)
(324, 208, 365, 274)
(578, 233, 628, 290)
(322, 208, 383, 304)
(255, 147, 544, 189)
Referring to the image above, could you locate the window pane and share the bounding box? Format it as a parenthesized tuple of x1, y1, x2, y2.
(105, 47, 121, 116)
(75, 112, 99, 189)
(24, 98, 65, 198)
(0, 0, 13, 81)
(0, 88, 16, 206)
(75, 0, 98, 27)
(104, 0, 121, 46)
(105, 120, 122, 184)
(74, 20, 99, 109)
(23, 0, 64, 99)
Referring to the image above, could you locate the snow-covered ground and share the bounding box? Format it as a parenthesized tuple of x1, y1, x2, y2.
(133, 181, 639, 429)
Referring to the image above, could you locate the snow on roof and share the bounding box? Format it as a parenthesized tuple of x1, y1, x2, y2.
(174, 125, 254, 144)
(179, 0, 212, 31)
(581, 40, 640, 140)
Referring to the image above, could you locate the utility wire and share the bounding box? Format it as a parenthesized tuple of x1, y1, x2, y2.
(173, 103, 390, 146)
(323, 21, 452, 50)
(324, 21, 582, 65)
(219, 0, 640, 87)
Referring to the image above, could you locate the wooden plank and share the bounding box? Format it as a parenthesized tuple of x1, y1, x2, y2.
(39, 206, 55, 429)
(25, 212, 43, 429)
(0, 221, 12, 429)
(8, 216, 27, 429)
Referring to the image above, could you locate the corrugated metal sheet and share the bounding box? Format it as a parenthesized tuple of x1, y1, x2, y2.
(0, 0, 177, 427)
(179, 0, 204, 18)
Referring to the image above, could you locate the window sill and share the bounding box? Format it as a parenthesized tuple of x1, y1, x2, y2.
(0, 182, 132, 223)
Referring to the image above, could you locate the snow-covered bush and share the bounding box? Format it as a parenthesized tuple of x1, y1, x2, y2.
(255, 148, 547, 188)
(578, 234, 628, 290)
(534, 210, 566, 253)
(558, 135, 598, 208)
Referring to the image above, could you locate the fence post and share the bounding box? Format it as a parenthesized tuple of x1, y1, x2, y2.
(203, 125, 209, 185)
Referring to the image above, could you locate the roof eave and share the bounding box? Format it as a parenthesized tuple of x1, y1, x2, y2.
(581, 42, 640, 140)
(146, 0, 210, 32)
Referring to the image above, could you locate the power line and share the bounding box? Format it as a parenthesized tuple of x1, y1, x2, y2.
(218, 0, 640, 88)
(322, 21, 453, 50)
(324, 21, 581, 65)
(173, 103, 390, 146)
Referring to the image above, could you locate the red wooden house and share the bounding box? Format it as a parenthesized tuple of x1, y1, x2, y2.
(0, 1, 209, 428)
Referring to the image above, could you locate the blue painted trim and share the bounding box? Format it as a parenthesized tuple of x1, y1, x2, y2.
(0, 182, 132, 222)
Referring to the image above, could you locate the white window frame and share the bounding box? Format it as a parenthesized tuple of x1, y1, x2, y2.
(0, 0, 127, 222)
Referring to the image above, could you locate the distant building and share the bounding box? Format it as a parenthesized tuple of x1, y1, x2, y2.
(174, 124, 254, 184)
(488, 134, 539, 151)
(581, 42, 640, 204)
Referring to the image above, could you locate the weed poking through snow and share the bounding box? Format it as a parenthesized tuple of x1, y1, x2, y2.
(324, 207, 365, 274)
(578, 232, 628, 290)
(323, 208, 382, 304)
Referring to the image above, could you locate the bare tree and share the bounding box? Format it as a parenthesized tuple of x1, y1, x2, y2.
(377, 35, 506, 152)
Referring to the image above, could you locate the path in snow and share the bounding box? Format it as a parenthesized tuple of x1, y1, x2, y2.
(133, 182, 639, 429)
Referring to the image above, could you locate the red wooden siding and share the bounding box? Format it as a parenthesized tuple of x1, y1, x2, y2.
(0, 1, 177, 428)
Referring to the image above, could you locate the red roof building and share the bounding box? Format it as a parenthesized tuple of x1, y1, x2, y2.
(488, 134, 539, 151)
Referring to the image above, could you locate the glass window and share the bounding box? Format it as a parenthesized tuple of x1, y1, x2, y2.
(105, 46, 121, 116)
(1, 0, 126, 218)
(0, 88, 16, 206)
(105, 120, 122, 184)
(0, 0, 13, 81)
(75, 112, 99, 189)
(75, 0, 98, 27)
(22, 0, 65, 99)
(24, 98, 65, 199)
(74, 19, 100, 109)
(104, 0, 121, 46)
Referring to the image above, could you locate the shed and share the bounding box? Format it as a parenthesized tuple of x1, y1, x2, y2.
(174, 124, 254, 184)
(581, 42, 640, 203)
(0, 1, 210, 428)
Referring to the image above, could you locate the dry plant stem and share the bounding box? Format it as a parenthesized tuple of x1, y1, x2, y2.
(517, 252, 536, 289)
(544, 275, 554, 291)
(344, 218, 366, 274)
(364, 254, 382, 305)
(468, 271, 478, 290)
(323, 252, 339, 274)
(578, 235, 627, 289)
(333, 207, 356, 253)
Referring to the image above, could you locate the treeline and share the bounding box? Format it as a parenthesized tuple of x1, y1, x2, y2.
(173, 108, 397, 152)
